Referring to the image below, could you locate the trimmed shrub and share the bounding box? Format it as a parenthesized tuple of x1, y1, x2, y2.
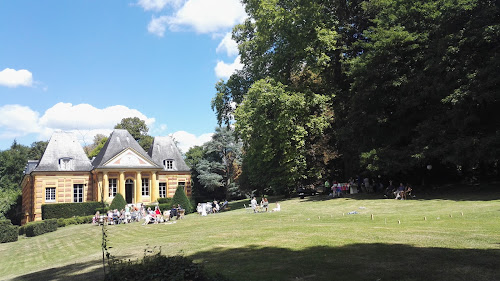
(109, 194, 127, 211)
(63, 218, 77, 226)
(171, 186, 193, 214)
(105, 254, 228, 281)
(0, 220, 18, 243)
(57, 218, 67, 227)
(19, 225, 26, 236)
(24, 219, 58, 237)
(42, 202, 101, 219)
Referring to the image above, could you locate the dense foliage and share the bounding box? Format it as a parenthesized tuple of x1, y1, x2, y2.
(213, 0, 500, 189)
(0, 140, 48, 224)
(0, 220, 18, 243)
(109, 194, 127, 211)
(171, 186, 193, 214)
(42, 202, 102, 219)
(105, 253, 229, 281)
(24, 219, 58, 237)
(186, 127, 244, 201)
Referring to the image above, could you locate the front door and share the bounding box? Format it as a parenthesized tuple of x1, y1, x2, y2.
(125, 179, 134, 204)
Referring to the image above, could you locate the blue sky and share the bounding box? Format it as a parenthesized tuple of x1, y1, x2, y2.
(0, 0, 245, 153)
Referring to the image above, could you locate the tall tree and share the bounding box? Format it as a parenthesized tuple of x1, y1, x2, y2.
(235, 79, 330, 195)
(187, 127, 243, 200)
(114, 117, 153, 151)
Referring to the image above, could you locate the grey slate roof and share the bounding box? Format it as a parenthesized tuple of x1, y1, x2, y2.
(34, 132, 93, 172)
(92, 129, 161, 169)
(148, 136, 190, 171)
(24, 160, 39, 175)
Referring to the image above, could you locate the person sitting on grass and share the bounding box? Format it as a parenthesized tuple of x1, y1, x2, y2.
(272, 202, 281, 212)
(403, 184, 413, 200)
(262, 197, 269, 212)
(170, 205, 178, 220)
(92, 211, 100, 225)
(395, 183, 405, 200)
(154, 206, 161, 224)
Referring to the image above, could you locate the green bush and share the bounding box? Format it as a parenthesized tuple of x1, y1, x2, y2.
(109, 194, 127, 211)
(171, 186, 193, 214)
(19, 225, 26, 235)
(42, 202, 101, 219)
(57, 218, 67, 227)
(0, 220, 18, 243)
(63, 218, 77, 226)
(105, 254, 228, 281)
(24, 219, 58, 237)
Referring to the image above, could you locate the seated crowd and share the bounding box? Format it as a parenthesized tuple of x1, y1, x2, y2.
(92, 203, 186, 226)
(196, 200, 229, 216)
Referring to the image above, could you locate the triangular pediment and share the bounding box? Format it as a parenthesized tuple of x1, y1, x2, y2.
(103, 148, 157, 168)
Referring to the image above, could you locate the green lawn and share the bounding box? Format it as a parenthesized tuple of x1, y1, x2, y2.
(1, 189, 500, 281)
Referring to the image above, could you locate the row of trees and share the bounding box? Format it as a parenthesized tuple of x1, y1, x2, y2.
(211, 0, 500, 194)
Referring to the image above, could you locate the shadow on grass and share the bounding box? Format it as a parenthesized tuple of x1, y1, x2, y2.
(189, 243, 500, 281)
(10, 255, 131, 281)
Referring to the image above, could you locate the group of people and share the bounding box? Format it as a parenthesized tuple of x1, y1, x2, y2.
(92, 204, 140, 225)
(196, 200, 229, 216)
(250, 197, 280, 213)
(384, 181, 413, 200)
(142, 204, 185, 224)
(91, 203, 185, 226)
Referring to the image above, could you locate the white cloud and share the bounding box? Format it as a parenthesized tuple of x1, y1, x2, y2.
(216, 32, 239, 57)
(39, 102, 155, 130)
(148, 16, 170, 37)
(0, 68, 33, 88)
(146, 0, 246, 36)
(214, 55, 243, 79)
(171, 130, 213, 153)
(0, 105, 41, 138)
(0, 102, 156, 146)
(137, 0, 179, 11)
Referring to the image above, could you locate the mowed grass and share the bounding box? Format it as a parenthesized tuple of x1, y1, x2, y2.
(1, 189, 500, 281)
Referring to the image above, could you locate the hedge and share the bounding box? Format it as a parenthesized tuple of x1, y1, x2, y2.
(57, 215, 94, 227)
(144, 203, 171, 213)
(42, 202, 101, 219)
(0, 220, 18, 243)
(157, 198, 173, 205)
(25, 219, 58, 237)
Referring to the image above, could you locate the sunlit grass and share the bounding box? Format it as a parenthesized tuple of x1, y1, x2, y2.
(1, 190, 499, 280)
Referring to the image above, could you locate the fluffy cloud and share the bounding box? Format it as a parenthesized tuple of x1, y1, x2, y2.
(0, 103, 155, 145)
(0, 68, 33, 88)
(214, 55, 243, 79)
(216, 32, 239, 57)
(172, 130, 213, 153)
(148, 16, 170, 37)
(137, 0, 177, 11)
(39, 102, 155, 130)
(146, 0, 246, 36)
(0, 105, 41, 138)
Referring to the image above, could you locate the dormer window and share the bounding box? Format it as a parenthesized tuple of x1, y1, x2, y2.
(163, 159, 173, 170)
(59, 157, 73, 170)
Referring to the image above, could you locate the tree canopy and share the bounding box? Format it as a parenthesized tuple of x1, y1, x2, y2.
(213, 0, 500, 190)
